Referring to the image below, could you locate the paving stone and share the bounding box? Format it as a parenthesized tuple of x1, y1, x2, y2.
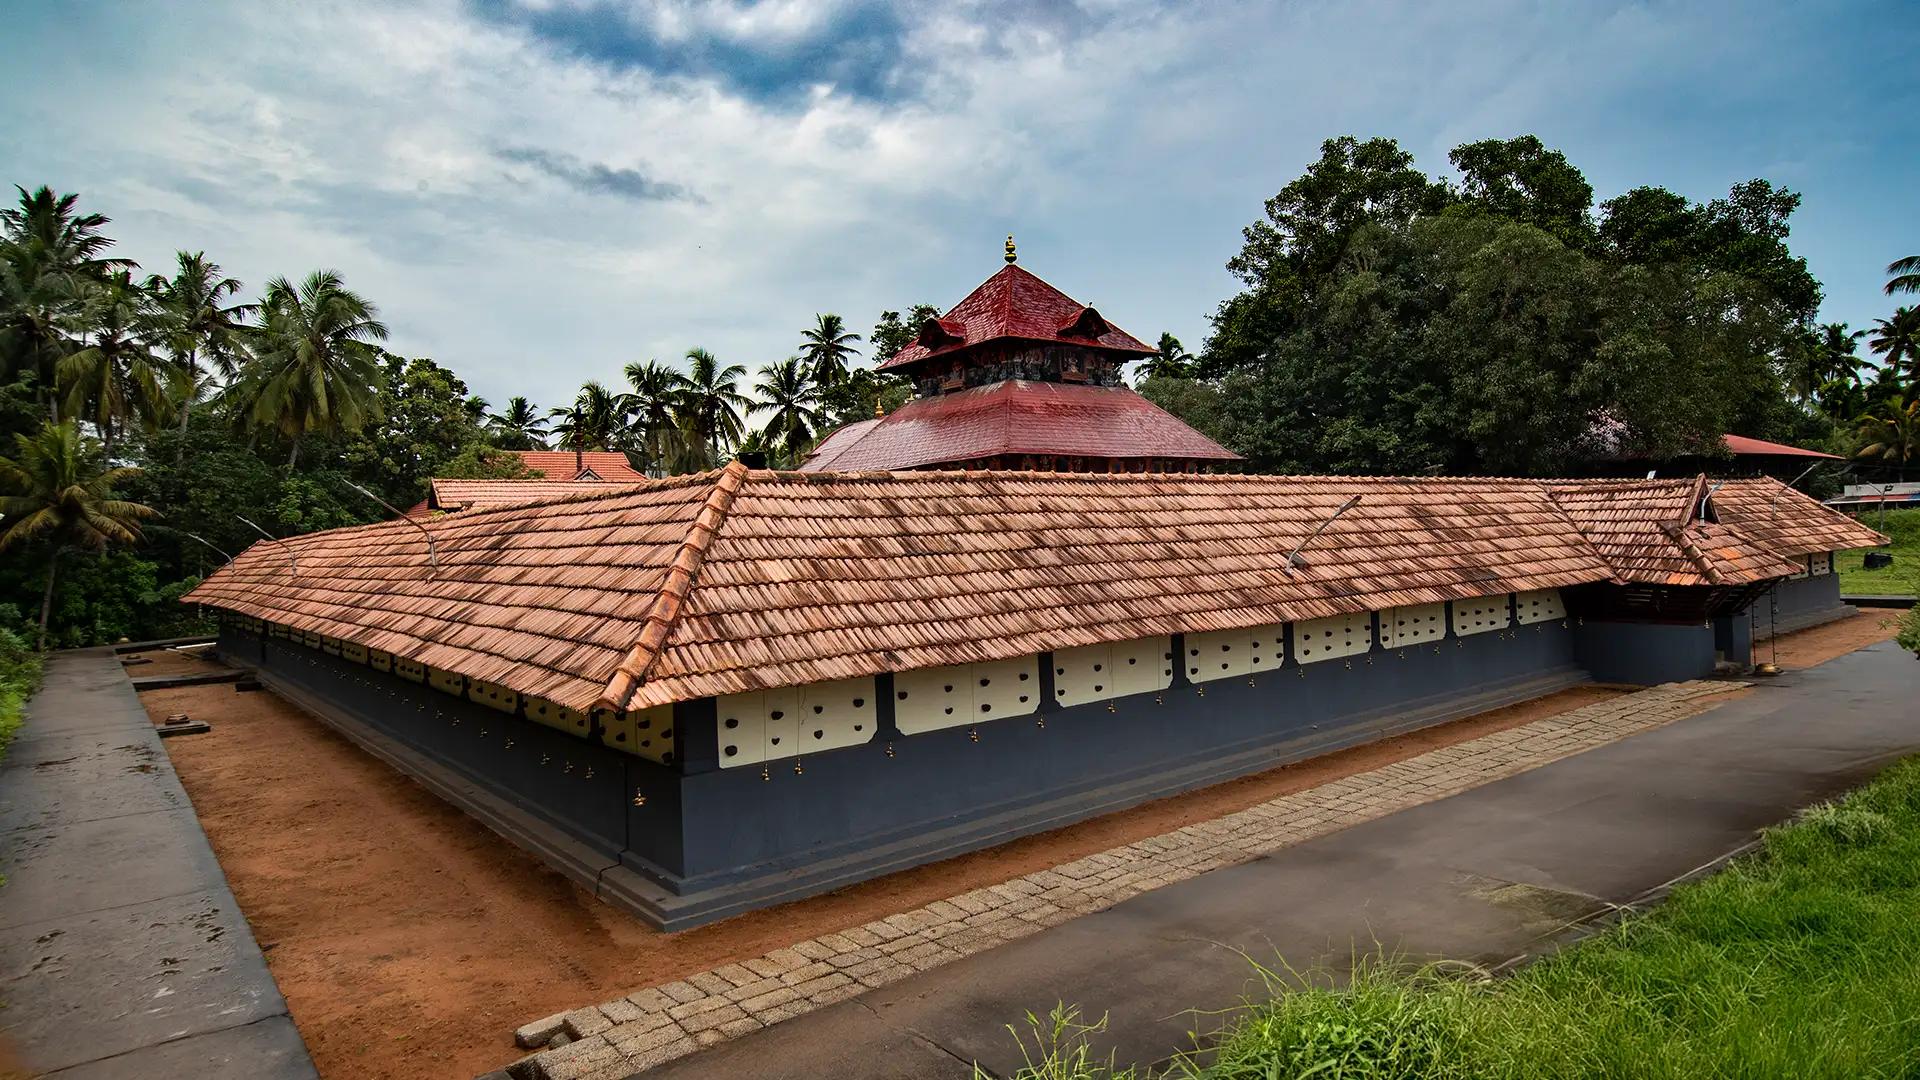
(606, 1019, 689, 1057)
(561, 1008, 612, 1039)
(667, 994, 738, 1023)
(740, 985, 802, 1013)
(685, 970, 734, 996)
(515, 1012, 569, 1049)
(790, 938, 837, 961)
(679, 1002, 748, 1033)
(596, 998, 648, 1025)
(657, 980, 706, 1004)
(622, 1035, 697, 1074)
(840, 925, 883, 947)
(625, 988, 672, 1012)
(530, 1035, 622, 1080)
(777, 960, 835, 986)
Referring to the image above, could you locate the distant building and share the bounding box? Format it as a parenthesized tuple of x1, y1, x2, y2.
(801, 241, 1238, 473)
(404, 449, 646, 517)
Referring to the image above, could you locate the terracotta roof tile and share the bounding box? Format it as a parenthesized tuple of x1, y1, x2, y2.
(509, 450, 648, 481)
(427, 478, 642, 513)
(187, 470, 1879, 715)
(1710, 477, 1888, 555)
(879, 265, 1155, 371)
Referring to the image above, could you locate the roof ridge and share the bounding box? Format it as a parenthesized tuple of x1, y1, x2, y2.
(597, 459, 752, 711)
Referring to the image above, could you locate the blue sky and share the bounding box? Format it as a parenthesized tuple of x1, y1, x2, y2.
(1, 1, 1914, 409)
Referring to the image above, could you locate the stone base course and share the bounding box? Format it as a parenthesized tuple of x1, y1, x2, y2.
(506, 680, 1736, 1080)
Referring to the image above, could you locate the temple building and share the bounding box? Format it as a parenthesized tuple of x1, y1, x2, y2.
(801, 240, 1239, 473)
(186, 468, 1882, 929)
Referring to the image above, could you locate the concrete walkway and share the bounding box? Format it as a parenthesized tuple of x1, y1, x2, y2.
(0, 649, 315, 1078)
(626, 643, 1918, 1080)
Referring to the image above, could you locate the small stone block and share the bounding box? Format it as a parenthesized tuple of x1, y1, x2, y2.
(561, 1008, 612, 1039)
(514, 1012, 569, 1049)
(658, 980, 706, 1004)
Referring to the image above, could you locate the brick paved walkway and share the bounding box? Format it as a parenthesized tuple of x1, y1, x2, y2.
(510, 680, 1737, 1080)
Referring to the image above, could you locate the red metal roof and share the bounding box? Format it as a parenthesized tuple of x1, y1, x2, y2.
(798, 380, 1240, 471)
(879, 264, 1156, 371)
(801, 417, 882, 472)
(510, 450, 648, 481)
(1721, 434, 1840, 460)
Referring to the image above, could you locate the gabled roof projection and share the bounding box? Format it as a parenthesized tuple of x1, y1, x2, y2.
(1709, 476, 1887, 555)
(426, 478, 642, 513)
(185, 466, 1883, 716)
(1546, 479, 1801, 586)
(797, 380, 1239, 471)
(1721, 434, 1841, 460)
(879, 264, 1155, 371)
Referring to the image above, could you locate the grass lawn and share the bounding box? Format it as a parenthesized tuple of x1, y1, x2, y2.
(1002, 757, 1920, 1079)
(1838, 507, 1920, 597)
(0, 630, 39, 765)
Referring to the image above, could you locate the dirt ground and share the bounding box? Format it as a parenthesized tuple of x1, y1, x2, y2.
(1767, 609, 1901, 668)
(136, 613, 1895, 1080)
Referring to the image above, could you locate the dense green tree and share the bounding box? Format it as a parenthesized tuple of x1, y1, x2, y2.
(228, 270, 387, 466)
(751, 357, 822, 466)
(798, 313, 861, 386)
(484, 395, 547, 450)
(547, 381, 627, 453)
(57, 270, 180, 453)
(0, 420, 156, 646)
(867, 304, 940, 364)
(676, 349, 749, 467)
(434, 444, 540, 480)
(1449, 135, 1595, 247)
(150, 251, 253, 444)
(0, 186, 133, 420)
(341, 354, 491, 503)
(1856, 397, 1919, 479)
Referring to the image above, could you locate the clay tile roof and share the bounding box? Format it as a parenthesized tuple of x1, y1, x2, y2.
(1710, 477, 1888, 556)
(797, 381, 1239, 471)
(428, 478, 642, 513)
(879, 264, 1155, 371)
(509, 450, 648, 481)
(799, 417, 882, 472)
(187, 469, 1876, 715)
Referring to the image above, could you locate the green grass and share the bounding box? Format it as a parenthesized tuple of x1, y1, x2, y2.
(1839, 507, 1920, 597)
(0, 626, 39, 766)
(993, 757, 1920, 1079)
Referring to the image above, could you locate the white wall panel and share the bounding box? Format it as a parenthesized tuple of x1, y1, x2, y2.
(1388, 603, 1447, 648)
(394, 657, 427, 683)
(1811, 551, 1833, 576)
(630, 705, 674, 764)
(428, 667, 465, 695)
(1515, 589, 1566, 625)
(1053, 642, 1113, 707)
(1247, 624, 1286, 673)
(716, 691, 768, 768)
(342, 641, 369, 664)
(798, 678, 876, 753)
(761, 686, 801, 760)
(1186, 627, 1251, 683)
(466, 678, 520, 714)
(893, 664, 973, 736)
(1451, 596, 1511, 637)
(1110, 636, 1174, 696)
(973, 655, 1040, 721)
(368, 649, 392, 673)
(1294, 612, 1372, 663)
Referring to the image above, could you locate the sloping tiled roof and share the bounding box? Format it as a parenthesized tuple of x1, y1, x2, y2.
(800, 417, 882, 472)
(186, 467, 1879, 714)
(879, 265, 1155, 371)
(1722, 434, 1841, 460)
(427, 478, 641, 513)
(509, 450, 648, 481)
(1546, 479, 1801, 586)
(796, 381, 1239, 471)
(1711, 477, 1888, 556)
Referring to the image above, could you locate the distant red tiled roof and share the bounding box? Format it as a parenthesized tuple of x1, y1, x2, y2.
(1721, 434, 1841, 460)
(509, 450, 647, 481)
(797, 380, 1239, 471)
(188, 467, 1883, 717)
(879, 264, 1155, 371)
(801, 417, 882, 472)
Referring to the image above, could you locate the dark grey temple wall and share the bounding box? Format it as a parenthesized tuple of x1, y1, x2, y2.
(1755, 570, 1850, 639)
(219, 607, 1597, 930)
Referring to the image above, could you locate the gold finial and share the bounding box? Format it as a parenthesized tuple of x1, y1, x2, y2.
(873, 397, 884, 419)
(1004, 234, 1017, 264)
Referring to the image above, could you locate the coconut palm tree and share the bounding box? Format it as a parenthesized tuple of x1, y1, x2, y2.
(1137, 332, 1196, 380)
(1887, 256, 1920, 297)
(57, 270, 180, 454)
(1856, 396, 1920, 480)
(623, 359, 691, 474)
(798, 313, 862, 387)
(150, 251, 254, 444)
(486, 396, 548, 450)
(0, 420, 156, 648)
(547, 381, 625, 453)
(0, 185, 134, 419)
(228, 270, 387, 466)
(676, 348, 750, 467)
(1867, 307, 1919, 393)
(751, 358, 823, 466)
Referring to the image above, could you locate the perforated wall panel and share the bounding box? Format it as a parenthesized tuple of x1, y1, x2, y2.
(526, 698, 593, 739)
(715, 691, 767, 768)
(893, 664, 973, 736)
(1451, 596, 1511, 637)
(1811, 551, 1833, 576)
(394, 657, 427, 683)
(1186, 627, 1250, 683)
(1294, 611, 1372, 663)
(341, 641, 369, 665)
(1053, 642, 1114, 707)
(1110, 636, 1174, 696)
(428, 667, 465, 696)
(1515, 589, 1566, 625)
(320, 635, 342, 656)
(466, 678, 520, 714)
(627, 705, 674, 764)
(1388, 603, 1447, 648)
(797, 678, 877, 753)
(760, 686, 801, 761)
(1247, 624, 1286, 673)
(972, 655, 1040, 722)
(368, 649, 392, 673)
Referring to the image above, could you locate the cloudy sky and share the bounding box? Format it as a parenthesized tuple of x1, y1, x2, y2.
(2, 1, 1914, 408)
